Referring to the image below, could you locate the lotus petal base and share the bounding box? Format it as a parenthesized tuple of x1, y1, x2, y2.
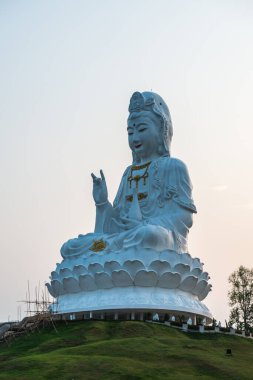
(47, 248, 212, 322)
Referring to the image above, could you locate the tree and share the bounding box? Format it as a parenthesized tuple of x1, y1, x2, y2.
(228, 266, 253, 332)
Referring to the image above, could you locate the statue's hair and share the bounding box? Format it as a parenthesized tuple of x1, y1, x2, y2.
(128, 91, 173, 163)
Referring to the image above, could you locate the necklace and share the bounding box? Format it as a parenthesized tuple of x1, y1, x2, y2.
(127, 161, 151, 189)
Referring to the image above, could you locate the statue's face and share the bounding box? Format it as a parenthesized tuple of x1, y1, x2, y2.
(127, 111, 161, 162)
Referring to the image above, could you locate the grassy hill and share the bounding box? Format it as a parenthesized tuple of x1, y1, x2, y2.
(0, 320, 253, 380)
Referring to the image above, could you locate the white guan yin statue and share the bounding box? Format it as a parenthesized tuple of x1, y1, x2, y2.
(46, 91, 212, 322)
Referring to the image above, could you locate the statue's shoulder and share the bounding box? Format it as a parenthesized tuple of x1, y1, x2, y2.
(162, 156, 188, 172)
(122, 165, 131, 177)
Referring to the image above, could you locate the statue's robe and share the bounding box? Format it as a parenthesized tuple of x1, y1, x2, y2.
(61, 156, 196, 259)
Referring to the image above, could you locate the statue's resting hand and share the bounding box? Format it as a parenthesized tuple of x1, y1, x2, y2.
(91, 170, 108, 205)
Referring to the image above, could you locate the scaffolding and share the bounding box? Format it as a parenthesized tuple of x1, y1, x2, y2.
(0, 281, 59, 346)
(20, 280, 55, 317)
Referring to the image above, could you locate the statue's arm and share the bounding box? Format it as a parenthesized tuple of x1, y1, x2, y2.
(91, 170, 120, 234)
(94, 201, 115, 233)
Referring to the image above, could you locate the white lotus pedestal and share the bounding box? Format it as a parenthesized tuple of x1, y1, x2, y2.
(47, 248, 212, 323)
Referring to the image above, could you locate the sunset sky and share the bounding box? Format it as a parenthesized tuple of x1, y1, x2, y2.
(1, 0, 253, 323)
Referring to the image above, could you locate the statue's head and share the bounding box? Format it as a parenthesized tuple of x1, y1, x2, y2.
(128, 91, 173, 163)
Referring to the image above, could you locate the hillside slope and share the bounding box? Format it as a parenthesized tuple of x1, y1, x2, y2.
(0, 320, 253, 380)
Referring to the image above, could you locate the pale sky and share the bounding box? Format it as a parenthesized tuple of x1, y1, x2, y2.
(1, 0, 253, 323)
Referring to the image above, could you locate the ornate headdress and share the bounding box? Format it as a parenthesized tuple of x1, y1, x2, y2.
(128, 91, 173, 158)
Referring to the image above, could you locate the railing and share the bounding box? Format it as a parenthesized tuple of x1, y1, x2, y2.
(161, 321, 253, 338)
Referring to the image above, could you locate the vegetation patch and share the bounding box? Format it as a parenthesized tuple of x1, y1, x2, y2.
(0, 320, 253, 379)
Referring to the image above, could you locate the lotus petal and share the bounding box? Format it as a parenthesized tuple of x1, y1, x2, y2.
(104, 261, 121, 274)
(174, 263, 190, 274)
(59, 268, 72, 278)
(191, 268, 202, 276)
(73, 265, 87, 276)
(192, 257, 203, 270)
(180, 275, 198, 292)
(79, 274, 97, 291)
(157, 272, 181, 289)
(134, 270, 157, 287)
(200, 272, 209, 281)
(51, 271, 60, 280)
(45, 283, 55, 297)
(112, 270, 133, 287)
(123, 260, 145, 277)
(88, 263, 104, 275)
(192, 279, 208, 296)
(50, 279, 64, 296)
(148, 260, 170, 275)
(198, 284, 212, 301)
(160, 251, 179, 267)
(180, 252, 192, 266)
(94, 273, 113, 289)
(63, 277, 80, 293)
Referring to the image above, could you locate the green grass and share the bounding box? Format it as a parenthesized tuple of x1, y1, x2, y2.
(0, 320, 253, 379)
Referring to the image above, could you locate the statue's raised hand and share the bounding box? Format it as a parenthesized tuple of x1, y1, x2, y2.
(91, 170, 108, 205)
